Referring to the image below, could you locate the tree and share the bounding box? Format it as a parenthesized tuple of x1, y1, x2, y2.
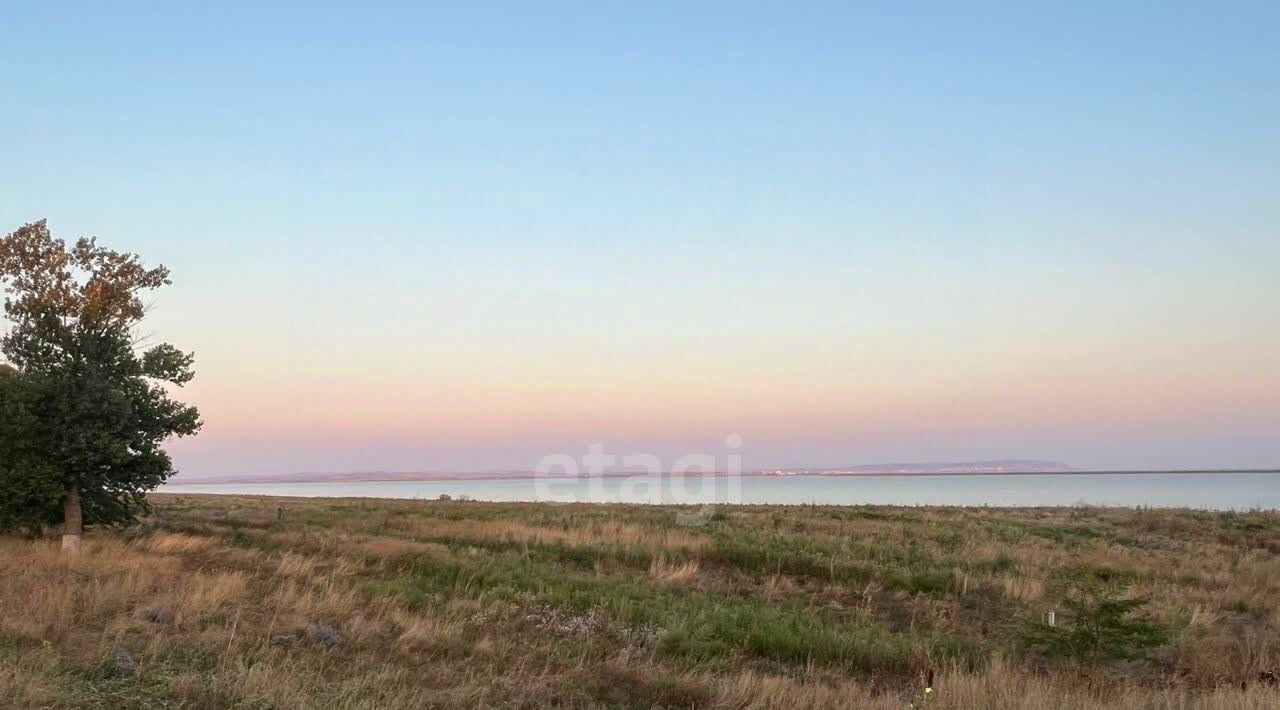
(0, 220, 201, 550)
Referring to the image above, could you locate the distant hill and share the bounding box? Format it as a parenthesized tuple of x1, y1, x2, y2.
(769, 460, 1076, 475)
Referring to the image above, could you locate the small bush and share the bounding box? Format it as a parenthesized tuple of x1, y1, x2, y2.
(1021, 567, 1168, 661)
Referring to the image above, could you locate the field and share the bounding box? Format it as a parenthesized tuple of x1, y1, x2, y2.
(2, 494, 1279, 709)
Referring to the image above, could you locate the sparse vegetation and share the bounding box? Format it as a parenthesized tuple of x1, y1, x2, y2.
(1, 494, 1278, 708)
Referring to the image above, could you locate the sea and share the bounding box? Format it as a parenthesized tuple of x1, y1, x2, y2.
(162, 471, 1280, 510)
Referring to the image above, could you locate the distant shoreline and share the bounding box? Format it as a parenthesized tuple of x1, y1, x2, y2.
(167, 468, 1280, 486)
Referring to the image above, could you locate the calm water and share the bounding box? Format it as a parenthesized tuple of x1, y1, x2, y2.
(163, 472, 1280, 510)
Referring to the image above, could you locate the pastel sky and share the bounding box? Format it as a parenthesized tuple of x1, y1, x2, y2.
(2, 3, 1277, 476)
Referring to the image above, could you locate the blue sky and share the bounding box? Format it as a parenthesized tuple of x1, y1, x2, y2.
(2, 3, 1278, 475)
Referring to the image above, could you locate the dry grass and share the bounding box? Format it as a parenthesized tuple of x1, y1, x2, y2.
(145, 531, 215, 555)
(394, 611, 467, 651)
(399, 514, 713, 553)
(0, 494, 1277, 709)
(648, 555, 701, 585)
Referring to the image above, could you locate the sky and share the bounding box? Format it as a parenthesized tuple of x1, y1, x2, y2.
(2, 2, 1278, 476)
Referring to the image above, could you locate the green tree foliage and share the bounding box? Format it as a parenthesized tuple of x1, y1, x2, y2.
(0, 220, 201, 538)
(1022, 567, 1168, 661)
(0, 365, 64, 534)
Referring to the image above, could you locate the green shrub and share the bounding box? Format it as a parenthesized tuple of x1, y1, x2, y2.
(1021, 567, 1168, 661)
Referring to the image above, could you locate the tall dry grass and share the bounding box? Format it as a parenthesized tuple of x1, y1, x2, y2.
(1, 495, 1277, 709)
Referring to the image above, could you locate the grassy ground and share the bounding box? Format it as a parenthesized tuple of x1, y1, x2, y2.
(2, 494, 1279, 709)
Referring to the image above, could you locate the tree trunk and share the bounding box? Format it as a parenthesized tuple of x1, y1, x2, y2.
(61, 485, 83, 553)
